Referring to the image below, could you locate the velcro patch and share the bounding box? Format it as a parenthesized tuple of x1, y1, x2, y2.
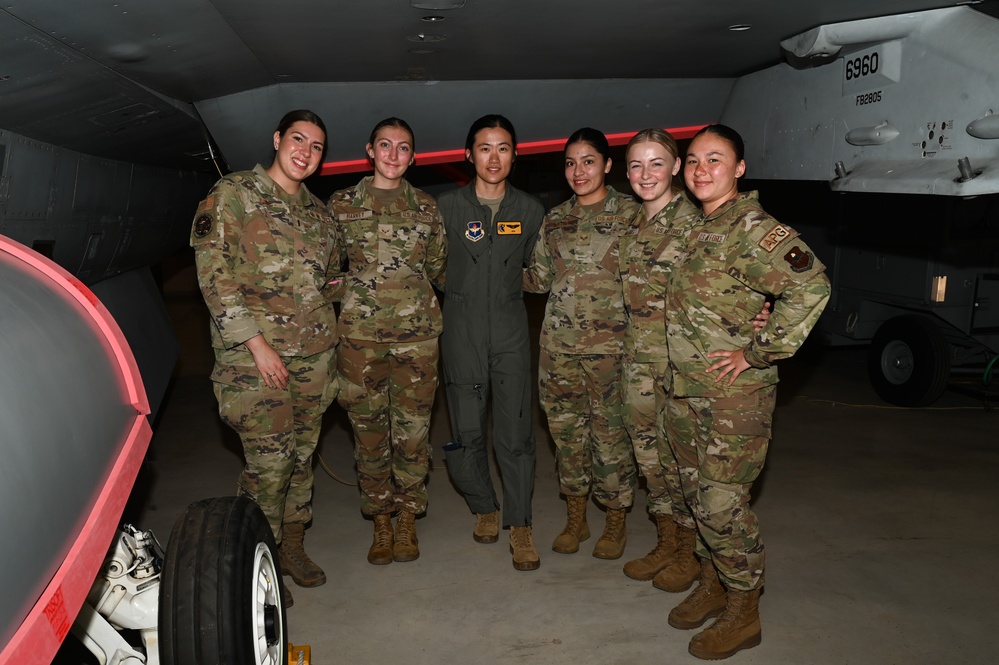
(759, 224, 791, 252)
(784, 245, 814, 272)
(338, 211, 373, 221)
(497, 221, 522, 235)
(193, 213, 214, 238)
(697, 232, 726, 243)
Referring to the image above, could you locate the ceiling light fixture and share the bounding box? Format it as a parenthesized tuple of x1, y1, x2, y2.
(407, 33, 447, 42)
(421, 15, 445, 22)
(410, 1, 464, 9)
(728, 24, 752, 32)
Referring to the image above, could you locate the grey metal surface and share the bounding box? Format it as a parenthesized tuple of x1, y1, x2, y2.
(0, 128, 212, 285)
(0, 248, 136, 649)
(722, 7, 999, 194)
(0, 0, 968, 170)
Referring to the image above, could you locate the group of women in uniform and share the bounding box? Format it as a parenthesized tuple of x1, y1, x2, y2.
(192, 108, 829, 660)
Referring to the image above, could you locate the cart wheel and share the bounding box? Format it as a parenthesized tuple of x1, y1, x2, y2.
(159, 496, 287, 665)
(868, 315, 950, 406)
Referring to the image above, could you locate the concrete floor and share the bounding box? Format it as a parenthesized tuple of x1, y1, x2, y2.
(68, 290, 999, 664)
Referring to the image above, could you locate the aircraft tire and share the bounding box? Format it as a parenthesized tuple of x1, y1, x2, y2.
(867, 315, 950, 407)
(159, 496, 288, 665)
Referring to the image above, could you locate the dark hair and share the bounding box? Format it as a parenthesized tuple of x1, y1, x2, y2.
(368, 117, 415, 151)
(565, 127, 610, 162)
(691, 124, 745, 163)
(464, 114, 518, 153)
(275, 109, 327, 141)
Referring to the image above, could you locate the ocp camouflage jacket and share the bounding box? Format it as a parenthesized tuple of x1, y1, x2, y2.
(328, 176, 447, 343)
(191, 165, 341, 361)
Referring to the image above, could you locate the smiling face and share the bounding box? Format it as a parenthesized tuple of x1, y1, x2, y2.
(564, 141, 611, 206)
(684, 132, 746, 215)
(267, 120, 325, 194)
(627, 140, 681, 216)
(467, 126, 515, 188)
(366, 125, 415, 188)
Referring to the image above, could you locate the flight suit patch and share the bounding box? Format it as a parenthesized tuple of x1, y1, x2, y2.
(466, 221, 484, 242)
(759, 224, 791, 252)
(497, 221, 522, 235)
(194, 212, 214, 238)
(784, 245, 814, 272)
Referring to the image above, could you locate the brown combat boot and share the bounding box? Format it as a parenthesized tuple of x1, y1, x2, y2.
(473, 511, 499, 543)
(510, 526, 540, 571)
(623, 514, 677, 580)
(552, 495, 590, 554)
(592, 508, 627, 560)
(279, 523, 326, 587)
(652, 524, 701, 592)
(367, 514, 394, 565)
(668, 558, 727, 629)
(688, 588, 762, 660)
(393, 511, 420, 562)
(281, 582, 294, 608)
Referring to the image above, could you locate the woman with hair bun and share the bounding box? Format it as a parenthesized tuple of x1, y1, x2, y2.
(328, 117, 447, 567)
(665, 124, 829, 659)
(192, 109, 339, 607)
(525, 127, 639, 561)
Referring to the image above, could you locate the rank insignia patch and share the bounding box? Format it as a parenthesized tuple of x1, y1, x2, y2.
(466, 221, 484, 242)
(194, 213, 214, 238)
(784, 245, 814, 272)
(497, 221, 522, 235)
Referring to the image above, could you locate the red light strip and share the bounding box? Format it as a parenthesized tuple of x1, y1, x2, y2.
(319, 124, 707, 176)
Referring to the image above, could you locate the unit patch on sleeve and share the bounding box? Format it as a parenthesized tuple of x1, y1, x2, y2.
(783, 245, 814, 272)
(497, 221, 522, 235)
(466, 221, 484, 242)
(193, 212, 214, 238)
(758, 224, 791, 252)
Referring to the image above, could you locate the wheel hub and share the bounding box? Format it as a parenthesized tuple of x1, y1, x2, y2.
(881, 340, 914, 385)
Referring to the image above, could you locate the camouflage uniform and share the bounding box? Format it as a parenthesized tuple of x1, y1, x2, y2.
(619, 192, 701, 527)
(665, 191, 830, 591)
(191, 164, 341, 541)
(524, 186, 639, 510)
(328, 176, 447, 516)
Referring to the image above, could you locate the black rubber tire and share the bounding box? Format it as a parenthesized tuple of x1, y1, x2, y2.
(867, 315, 950, 407)
(159, 496, 288, 665)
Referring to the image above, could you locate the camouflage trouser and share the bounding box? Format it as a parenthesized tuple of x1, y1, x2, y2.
(212, 347, 338, 543)
(337, 336, 439, 516)
(622, 360, 693, 528)
(665, 386, 776, 591)
(539, 351, 636, 510)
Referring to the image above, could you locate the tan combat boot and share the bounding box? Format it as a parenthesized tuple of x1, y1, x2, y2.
(688, 588, 762, 660)
(623, 514, 677, 580)
(367, 514, 394, 565)
(552, 495, 590, 554)
(279, 523, 326, 587)
(282, 582, 294, 608)
(668, 558, 727, 629)
(473, 511, 499, 543)
(393, 511, 420, 562)
(652, 524, 701, 592)
(592, 508, 627, 560)
(510, 525, 540, 571)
